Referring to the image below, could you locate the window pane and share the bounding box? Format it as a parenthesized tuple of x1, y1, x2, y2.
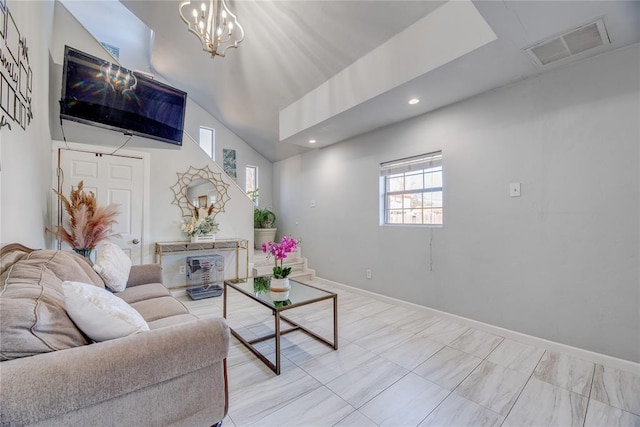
(402, 195, 411, 210)
(421, 192, 432, 207)
(410, 192, 422, 209)
(402, 209, 420, 224)
(388, 175, 404, 192)
(431, 191, 443, 207)
(199, 127, 214, 160)
(388, 194, 403, 210)
(380, 151, 443, 226)
(410, 208, 423, 224)
(245, 166, 257, 193)
(425, 169, 442, 188)
(424, 208, 443, 225)
(433, 208, 443, 224)
(405, 172, 423, 191)
(388, 210, 403, 224)
(432, 169, 442, 187)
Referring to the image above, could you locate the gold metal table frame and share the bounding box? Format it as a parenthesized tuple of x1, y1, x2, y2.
(223, 278, 338, 375)
(155, 239, 249, 289)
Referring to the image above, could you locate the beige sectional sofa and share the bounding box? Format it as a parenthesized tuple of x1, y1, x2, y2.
(0, 244, 229, 426)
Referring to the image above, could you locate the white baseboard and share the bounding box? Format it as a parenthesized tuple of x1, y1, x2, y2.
(316, 277, 640, 375)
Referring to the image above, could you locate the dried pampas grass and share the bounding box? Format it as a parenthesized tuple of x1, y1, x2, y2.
(47, 181, 121, 249)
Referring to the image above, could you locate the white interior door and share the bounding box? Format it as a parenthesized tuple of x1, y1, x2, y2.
(59, 149, 144, 264)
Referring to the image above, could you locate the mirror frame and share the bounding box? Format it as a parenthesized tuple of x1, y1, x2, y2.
(170, 165, 231, 220)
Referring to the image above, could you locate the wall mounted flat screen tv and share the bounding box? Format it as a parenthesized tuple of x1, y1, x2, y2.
(61, 46, 187, 146)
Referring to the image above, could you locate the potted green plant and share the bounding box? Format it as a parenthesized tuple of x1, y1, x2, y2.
(249, 189, 278, 250)
(253, 206, 277, 250)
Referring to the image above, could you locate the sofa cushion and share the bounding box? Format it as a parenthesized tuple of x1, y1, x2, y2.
(147, 313, 199, 330)
(126, 264, 163, 288)
(131, 297, 190, 322)
(116, 282, 170, 304)
(24, 250, 106, 288)
(93, 242, 132, 292)
(62, 281, 149, 342)
(0, 262, 90, 361)
(0, 247, 28, 275)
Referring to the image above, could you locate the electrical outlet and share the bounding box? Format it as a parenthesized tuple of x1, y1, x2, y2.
(179, 265, 186, 275)
(366, 269, 372, 279)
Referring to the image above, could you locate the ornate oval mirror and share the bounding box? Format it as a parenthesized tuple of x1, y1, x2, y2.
(171, 165, 230, 220)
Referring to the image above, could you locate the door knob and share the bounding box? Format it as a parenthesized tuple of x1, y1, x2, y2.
(132, 238, 140, 245)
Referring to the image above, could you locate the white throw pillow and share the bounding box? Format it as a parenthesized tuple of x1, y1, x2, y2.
(62, 281, 149, 342)
(93, 242, 132, 292)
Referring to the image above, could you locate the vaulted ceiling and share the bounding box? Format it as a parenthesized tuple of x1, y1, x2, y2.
(68, 1, 640, 162)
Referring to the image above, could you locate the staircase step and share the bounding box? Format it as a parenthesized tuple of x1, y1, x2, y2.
(253, 259, 306, 277)
(253, 248, 303, 267)
(252, 248, 315, 282)
(253, 256, 303, 268)
(290, 270, 315, 283)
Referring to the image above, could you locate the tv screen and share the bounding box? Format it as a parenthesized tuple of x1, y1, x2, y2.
(61, 46, 187, 146)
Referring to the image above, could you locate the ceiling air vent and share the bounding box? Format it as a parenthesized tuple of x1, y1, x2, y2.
(525, 19, 610, 67)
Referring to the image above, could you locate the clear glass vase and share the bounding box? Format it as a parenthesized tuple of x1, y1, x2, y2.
(73, 248, 92, 260)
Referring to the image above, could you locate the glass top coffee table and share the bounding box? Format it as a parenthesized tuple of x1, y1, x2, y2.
(223, 277, 338, 375)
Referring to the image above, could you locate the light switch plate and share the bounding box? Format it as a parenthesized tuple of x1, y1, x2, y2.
(510, 182, 521, 197)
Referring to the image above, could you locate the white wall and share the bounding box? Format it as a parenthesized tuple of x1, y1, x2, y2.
(49, 2, 274, 212)
(2, 0, 267, 286)
(274, 45, 640, 363)
(143, 136, 254, 286)
(44, 1, 264, 281)
(0, 0, 55, 248)
(183, 101, 273, 210)
(59, 0, 151, 71)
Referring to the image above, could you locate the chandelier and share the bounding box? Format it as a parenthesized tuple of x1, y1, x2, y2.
(99, 63, 137, 95)
(179, 0, 244, 58)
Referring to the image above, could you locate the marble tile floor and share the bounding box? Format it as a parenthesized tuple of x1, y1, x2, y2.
(181, 278, 640, 427)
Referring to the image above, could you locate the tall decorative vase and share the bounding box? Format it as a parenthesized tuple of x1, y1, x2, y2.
(270, 277, 290, 291)
(73, 248, 92, 260)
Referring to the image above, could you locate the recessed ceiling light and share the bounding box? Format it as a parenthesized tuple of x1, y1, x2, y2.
(408, 98, 420, 105)
(309, 139, 316, 144)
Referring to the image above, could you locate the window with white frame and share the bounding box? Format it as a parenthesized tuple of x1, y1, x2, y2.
(246, 165, 258, 204)
(199, 127, 215, 160)
(381, 151, 443, 225)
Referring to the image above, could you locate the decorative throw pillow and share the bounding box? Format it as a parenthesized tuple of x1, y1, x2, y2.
(62, 281, 149, 342)
(1, 263, 90, 361)
(93, 242, 132, 292)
